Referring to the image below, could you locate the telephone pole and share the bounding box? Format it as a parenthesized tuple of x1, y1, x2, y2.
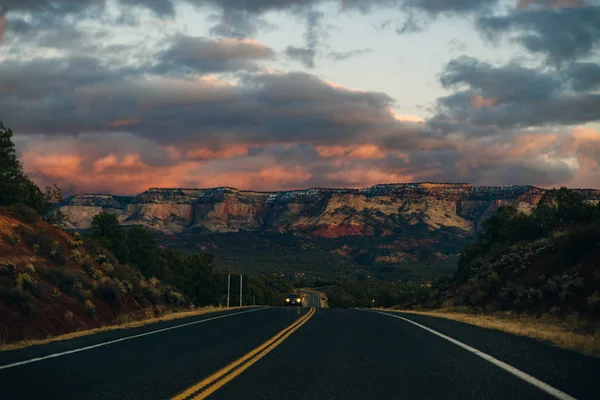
(239, 274, 243, 307)
(227, 274, 230, 308)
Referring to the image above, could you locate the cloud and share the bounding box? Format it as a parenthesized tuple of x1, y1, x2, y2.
(516, 0, 586, 9)
(0, 20, 4, 44)
(329, 48, 372, 61)
(284, 9, 324, 68)
(432, 56, 600, 131)
(566, 62, 600, 91)
(477, 5, 600, 64)
(285, 46, 316, 69)
(154, 34, 275, 74)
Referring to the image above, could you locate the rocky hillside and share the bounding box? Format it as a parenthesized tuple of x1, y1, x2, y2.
(0, 206, 187, 344)
(59, 183, 600, 236)
(57, 184, 600, 280)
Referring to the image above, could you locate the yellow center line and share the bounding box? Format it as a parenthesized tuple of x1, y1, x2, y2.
(172, 307, 316, 400)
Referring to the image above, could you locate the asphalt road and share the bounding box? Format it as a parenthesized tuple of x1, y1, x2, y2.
(1, 307, 599, 400)
(300, 290, 323, 308)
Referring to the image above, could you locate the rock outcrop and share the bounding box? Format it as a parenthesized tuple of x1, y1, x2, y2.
(58, 183, 600, 237)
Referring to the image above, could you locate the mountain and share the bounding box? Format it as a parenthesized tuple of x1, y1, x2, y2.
(57, 183, 600, 280)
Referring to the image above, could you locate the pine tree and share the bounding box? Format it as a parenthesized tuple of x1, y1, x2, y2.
(0, 119, 44, 212)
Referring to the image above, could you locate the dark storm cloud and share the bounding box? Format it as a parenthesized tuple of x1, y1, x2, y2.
(477, 5, 600, 64)
(403, 0, 500, 15)
(154, 34, 275, 74)
(566, 62, 600, 91)
(432, 56, 600, 132)
(0, 53, 430, 152)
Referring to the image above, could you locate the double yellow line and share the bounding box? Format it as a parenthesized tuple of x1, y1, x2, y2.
(172, 307, 316, 400)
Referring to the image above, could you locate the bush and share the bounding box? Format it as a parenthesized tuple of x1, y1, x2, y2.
(70, 249, 83, 264)
(1, 262, 17, 277)
(143, 286, 161, 305)
(100, 262, 114, 275)
(40, 268, 79, 297)
(51, 287, 60, 300)
(68, 239, 84, 249)
(95, 280, 122, 312)
(24, 264, 36, 274)
(73, 232, 81, 240)
(84, 299, 96, 316)
(64, 310, 74, 323)
(7, 234, 19, 246)
(1, 287, 35, 315)
(16, 273, 37, 291)
(166, 290, 185, 308)
(50, 245, 67, 265)
(9, 204, 39, 224)
(587, 291, 600, 311)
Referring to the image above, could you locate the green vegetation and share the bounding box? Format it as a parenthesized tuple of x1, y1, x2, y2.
(0, 120, 68, 226)
(163, 230, 462, 282)
(86, 212, 291, 307)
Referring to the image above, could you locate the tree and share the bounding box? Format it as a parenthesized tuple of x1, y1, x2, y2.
(0, 119, 44, 212)
(43, 184, 69, 227)
(126, 226, 162, 277)
(89, 213, 129, 263)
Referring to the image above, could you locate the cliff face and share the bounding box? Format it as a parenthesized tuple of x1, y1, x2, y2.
(58, 183, 600, 237)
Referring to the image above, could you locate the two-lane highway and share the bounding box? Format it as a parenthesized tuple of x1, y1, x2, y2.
(1, 307, 599, 399)
(300, 289, 324, 308)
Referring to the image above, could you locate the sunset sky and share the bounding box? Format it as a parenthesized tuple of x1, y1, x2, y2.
(1, 0, 599, 195)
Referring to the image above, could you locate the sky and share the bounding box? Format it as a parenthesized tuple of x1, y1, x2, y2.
(0, 0, 599, 195)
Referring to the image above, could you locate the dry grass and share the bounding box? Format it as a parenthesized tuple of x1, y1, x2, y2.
(0, 306, 249, 352)
(386, 309, 600, 357)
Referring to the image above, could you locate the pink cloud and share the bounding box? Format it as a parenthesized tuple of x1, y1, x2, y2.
(316, 145, 387, 159)
(0, 16, 5, 43)
(109, 119, 142, 128)
(470, 96, 497, 109)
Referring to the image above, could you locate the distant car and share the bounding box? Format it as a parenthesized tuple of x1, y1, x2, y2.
(285, 294, 302, 307)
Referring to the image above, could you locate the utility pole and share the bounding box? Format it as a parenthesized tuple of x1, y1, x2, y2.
(239, 274, 243, 307)
(227, 274, 230, 308)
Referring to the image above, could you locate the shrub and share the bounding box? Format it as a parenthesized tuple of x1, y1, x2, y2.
(40, 268, 79, 297)
(9, 204, 39, 224)
(587, 291, 600, 311)
(1, 262, 17, 277)
(51, 287, 60, 300)
(70, 249, 83, 264)
(24, 264, 36, 274)
(7, 234, 19, 246)
(100, 262, 114, 275)
(32, 244, 40, 254)
(16, 273, 37, 291)
(64, 311, 74, 323)
(166, 290, 185, 308)
(1, 287, 35, 315)
(68, 239, 84, 249)
(50, 245, 67, 265)
(95, 280, 122, 312)
(143, 286, 160, 305)
(84, 299, 96, 316)
(88, 268, 103, 280)
(73, 232, 81, 240)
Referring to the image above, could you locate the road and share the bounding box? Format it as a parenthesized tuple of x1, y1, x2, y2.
(1, 307, 599, 400)
(299, 289, 325, 308)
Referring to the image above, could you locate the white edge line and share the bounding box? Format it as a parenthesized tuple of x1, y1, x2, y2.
(0, 308, 267, 371)
(363, 309, 578, 400)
